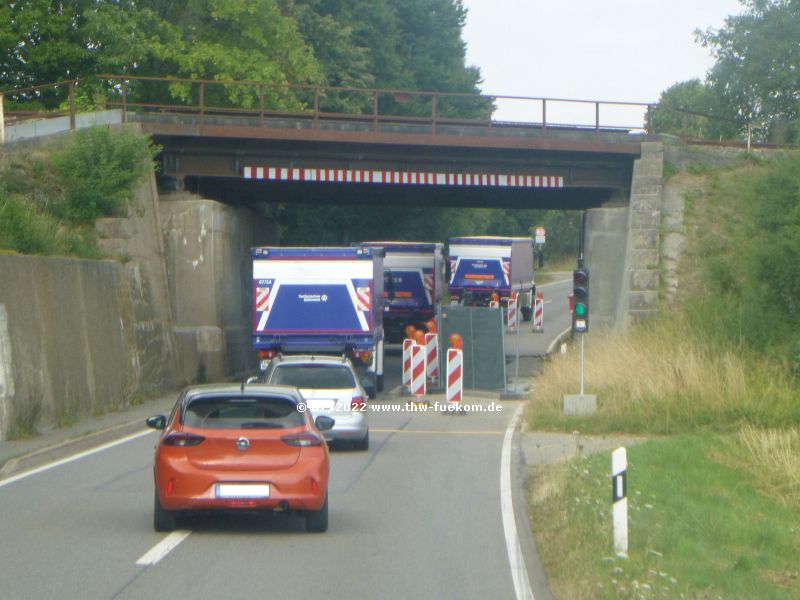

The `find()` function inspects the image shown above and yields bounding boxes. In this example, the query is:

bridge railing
[1,75,779,148]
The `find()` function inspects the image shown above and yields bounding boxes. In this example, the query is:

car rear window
[183,396,304,429]
[270,365,356,389]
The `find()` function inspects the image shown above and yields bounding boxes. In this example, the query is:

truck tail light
[258,350,276,360]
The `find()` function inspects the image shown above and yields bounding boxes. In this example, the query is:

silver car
[263,355,370,450]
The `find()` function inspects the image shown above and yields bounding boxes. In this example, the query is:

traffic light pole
[580,333,585,396]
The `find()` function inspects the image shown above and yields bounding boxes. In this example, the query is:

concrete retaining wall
[0,136,277,438]
[159,195,277,383]
[0,255,142,437]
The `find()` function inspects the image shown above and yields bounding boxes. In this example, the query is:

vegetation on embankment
[0,126,158,257]
[525,151,800,598]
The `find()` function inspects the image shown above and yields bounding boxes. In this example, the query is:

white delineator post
[612,447,628,558]
[533,292,544,332]
[446,348,463,410]
[410,343,426,398]
[402,338,414,389]
[424,333,439,384]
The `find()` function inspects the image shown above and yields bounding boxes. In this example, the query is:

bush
[51,126,158,224]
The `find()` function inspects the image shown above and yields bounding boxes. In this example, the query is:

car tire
[376,373,384,393]
[353,431,369,451]
[154,491,177,532]
[521,305,533,322]
[305,494,329,533]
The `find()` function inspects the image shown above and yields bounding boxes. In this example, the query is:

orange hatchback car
[146,383,333,533]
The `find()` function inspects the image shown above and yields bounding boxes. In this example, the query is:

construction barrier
[424,332,439,383]
[446,348,463,407]
[489,300,499,309]
[533,291,544,332]
[506,298,518,331]
[410,343,427,397]
[402,338,414,388]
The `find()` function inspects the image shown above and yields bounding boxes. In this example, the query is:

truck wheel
[521,305,533,321]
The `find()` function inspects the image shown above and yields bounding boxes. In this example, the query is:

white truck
[447,236,536,320]
[251,246,385,392]
[361,241,444,342]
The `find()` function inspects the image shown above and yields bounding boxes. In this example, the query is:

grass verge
[528,434,800,599]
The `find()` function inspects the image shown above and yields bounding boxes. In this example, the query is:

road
[0,276,571,600]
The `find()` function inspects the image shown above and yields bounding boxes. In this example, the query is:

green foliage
[271,203,578,261]
[651,79,741,140]
[51,126,158,224]
[697,0,800,143]
[0,127,156,257]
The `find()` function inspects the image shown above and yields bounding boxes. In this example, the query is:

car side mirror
[315,415,335,431]
[245,376,259,384]
[146,415,167,430]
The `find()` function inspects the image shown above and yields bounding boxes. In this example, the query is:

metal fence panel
[438,305,505,390]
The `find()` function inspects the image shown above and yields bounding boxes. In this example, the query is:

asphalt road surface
[0,276,571,600]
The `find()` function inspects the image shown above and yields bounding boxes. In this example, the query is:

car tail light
[281,431,324,447]
[350,393,366,411]
[163,432,205,447]
[258,350,276,360]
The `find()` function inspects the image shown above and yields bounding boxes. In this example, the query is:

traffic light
[572,266,589,333]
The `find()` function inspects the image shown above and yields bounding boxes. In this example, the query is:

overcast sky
[460,0,744,127]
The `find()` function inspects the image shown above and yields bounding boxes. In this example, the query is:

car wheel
[353,431,369,451]
[154,490,177,532]
[305,494,329,533]
[376,373,384,393]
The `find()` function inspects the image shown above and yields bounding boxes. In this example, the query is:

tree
[697,0,800,143]
[650,79,740,141]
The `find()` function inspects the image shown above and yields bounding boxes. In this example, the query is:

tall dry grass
[735,425,800,506]
[527,314,799,434]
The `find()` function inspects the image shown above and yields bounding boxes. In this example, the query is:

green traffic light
[575,303,587,316]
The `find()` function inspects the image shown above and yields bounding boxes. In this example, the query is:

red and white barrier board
[446,349,463,404]
[424,333,439,382]
[402,338,414,388]
[489,300,499,309]
[411,343,426,397]
[507,298,518,331]
[533,293,544,332]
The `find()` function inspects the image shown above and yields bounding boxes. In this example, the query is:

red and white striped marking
[424,333,439,382]
[243,166,564,189]
[446,349,463,404]
[411,343,426,397]
[507,298,518,331]
[402,338,414,388]
[534,292,544,332]
[489,300,499,309]
[356,286,371,311]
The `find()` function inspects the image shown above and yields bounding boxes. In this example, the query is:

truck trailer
[251,246,385,391]
[447,236,536,320]
[361,241,444,342]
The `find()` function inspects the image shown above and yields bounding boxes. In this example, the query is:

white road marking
[0,429,154,488]
[546,326,573,355]
[136,530,192,566]
[501,404,535,600]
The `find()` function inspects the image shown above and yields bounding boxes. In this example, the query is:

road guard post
[424,332,439,385]
[402,338,413,390]
[445,348,464,414]
[612,447,628,558]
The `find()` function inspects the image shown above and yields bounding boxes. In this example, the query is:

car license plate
[216,484,270,499]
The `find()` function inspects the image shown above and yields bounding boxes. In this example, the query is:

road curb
[0,418,149,480]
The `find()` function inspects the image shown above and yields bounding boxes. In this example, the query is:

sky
[460,0,745,128]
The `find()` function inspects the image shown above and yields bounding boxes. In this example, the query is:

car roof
[270,354,353,367]
[182,383,304,403]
